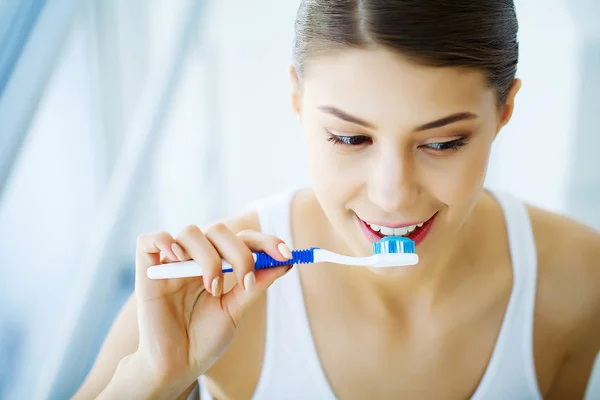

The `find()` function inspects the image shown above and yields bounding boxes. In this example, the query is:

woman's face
[291,48,519,272]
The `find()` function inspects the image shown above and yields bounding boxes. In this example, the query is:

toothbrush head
[364,236,418,268]
[372,236,415,255]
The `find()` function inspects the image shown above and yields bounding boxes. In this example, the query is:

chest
[208,265,567,400]
[208,277,564,400]
[302,276,511,399]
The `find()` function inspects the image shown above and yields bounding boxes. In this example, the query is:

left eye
[424,138,468,151]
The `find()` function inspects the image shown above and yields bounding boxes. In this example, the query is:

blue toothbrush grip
[253,248,317,270]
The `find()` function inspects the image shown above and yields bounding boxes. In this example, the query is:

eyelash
[326,133,372,146]
[425,139,469,151]
[325,131,469,152]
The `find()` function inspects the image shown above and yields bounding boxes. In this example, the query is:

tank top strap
[471,190,542,399]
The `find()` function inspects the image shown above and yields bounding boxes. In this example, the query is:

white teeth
[367,221,421,237]
[393,227,408,236]
[366,218,426,237]
[380,226,394,235]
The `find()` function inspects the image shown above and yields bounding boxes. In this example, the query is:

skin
[74,48,600,399]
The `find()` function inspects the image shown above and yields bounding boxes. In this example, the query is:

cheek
[303,128,366,211]
[305,129,358,184]
[426,139,492,209]
[304,130,330,187]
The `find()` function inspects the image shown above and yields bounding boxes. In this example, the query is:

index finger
[135,232,178,279]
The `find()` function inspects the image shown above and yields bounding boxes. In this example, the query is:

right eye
[326,130,372,146]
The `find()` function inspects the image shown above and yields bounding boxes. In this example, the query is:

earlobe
[500,78,522,127]
[288,65,301,116]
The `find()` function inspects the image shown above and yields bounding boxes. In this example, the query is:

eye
[326,130,371,146]
[423,137,469,152]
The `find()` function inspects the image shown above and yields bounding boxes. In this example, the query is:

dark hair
[293,0,519,105]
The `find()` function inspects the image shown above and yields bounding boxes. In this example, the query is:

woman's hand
[115,223,293,397]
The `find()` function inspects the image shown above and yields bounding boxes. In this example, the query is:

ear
[288,65,301,117]
[498,78,522,129]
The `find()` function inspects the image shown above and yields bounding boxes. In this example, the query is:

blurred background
[0,0,598,398]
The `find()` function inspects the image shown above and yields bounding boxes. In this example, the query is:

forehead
[301,48,497,127]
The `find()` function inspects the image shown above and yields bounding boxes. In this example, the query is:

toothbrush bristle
[372,236,415,255]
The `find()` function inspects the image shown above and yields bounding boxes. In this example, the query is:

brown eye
[326,130,372,146]
[424,138,469,152]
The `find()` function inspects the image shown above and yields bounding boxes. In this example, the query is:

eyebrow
[318,105,478,132]
[318,106,376,129]
[413,112,478,132]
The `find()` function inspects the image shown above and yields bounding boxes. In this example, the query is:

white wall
[486,0,581,214]
[152,0,310,234]
[202,0,309,216]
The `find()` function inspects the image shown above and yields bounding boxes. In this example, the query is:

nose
[368,148,421,213]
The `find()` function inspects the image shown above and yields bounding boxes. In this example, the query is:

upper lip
[357,213,435,228]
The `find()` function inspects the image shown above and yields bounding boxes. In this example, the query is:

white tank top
[198,189,543,399]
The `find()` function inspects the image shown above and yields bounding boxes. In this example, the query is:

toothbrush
[147,236,419,279]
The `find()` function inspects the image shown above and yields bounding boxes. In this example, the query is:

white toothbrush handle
[146,260,227,279]
[147,254,261,279]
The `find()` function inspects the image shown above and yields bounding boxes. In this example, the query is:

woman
[75,1,600,398]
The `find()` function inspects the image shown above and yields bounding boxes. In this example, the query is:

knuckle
[236,228,253,236]
[206,222,229,236]
[156,231,173,242]
[136,232,150,246]
[137,231,171,246]
[180,224,201,238]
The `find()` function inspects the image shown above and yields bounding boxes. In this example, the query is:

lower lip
[357,213,437,246]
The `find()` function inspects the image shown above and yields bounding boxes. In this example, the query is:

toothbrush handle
[147,249,315,279]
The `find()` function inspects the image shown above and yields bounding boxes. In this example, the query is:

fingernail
[171,243,186,261]
[278,242,293,260]
[211,276,222,297]
[244,271,256,293]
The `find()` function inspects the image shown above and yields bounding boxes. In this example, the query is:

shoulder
[526,204,600,388]
[527,204,600,324]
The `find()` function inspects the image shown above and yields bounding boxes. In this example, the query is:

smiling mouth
[364,221,424,237]
[356,213,438,245]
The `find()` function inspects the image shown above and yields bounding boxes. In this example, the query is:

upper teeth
[368,222,423,236]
